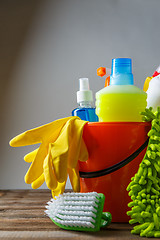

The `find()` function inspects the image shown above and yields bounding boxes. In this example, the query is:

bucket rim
[86,121,151,127]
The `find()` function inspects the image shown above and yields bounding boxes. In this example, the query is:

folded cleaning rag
[9,116,88,197]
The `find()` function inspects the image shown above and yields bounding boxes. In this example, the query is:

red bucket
[79,122,151,222]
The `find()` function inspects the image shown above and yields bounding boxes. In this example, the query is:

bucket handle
[79,138,149,179]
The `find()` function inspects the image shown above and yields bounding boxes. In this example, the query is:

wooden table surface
[0,190,154,240]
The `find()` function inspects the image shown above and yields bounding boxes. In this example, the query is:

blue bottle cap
[110,58,134,85]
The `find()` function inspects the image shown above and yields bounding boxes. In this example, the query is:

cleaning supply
[72,78,98,122]
[127,107,160,238]
[9,116,89,197]
[146,75,160,112]
[45,192,112,232]
[143,65,160,92]
[96,58,147,122]
[97,67,111,87]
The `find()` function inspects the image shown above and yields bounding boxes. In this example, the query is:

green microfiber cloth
[127,107,160,238]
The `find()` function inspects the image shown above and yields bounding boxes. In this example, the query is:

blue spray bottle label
[72,107,98,122]
[72,78,98,122]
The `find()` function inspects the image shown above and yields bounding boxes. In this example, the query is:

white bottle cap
[77,78,93,104]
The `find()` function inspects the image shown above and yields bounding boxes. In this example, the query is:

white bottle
[146,75,160,111]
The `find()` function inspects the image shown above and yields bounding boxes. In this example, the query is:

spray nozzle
[79,78,90,91]
[97,67,111,87]
[77,78,93,104]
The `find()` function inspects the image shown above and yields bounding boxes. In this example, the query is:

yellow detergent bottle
[96,58,147,122]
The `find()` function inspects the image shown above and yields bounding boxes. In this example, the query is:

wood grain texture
[0,190,148,239]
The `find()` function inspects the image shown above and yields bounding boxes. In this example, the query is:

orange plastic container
[79,122,151,222]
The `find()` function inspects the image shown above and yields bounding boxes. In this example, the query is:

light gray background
[0,0,160,189]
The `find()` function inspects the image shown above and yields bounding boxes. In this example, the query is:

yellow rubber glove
[68,165,80,192]
[31,174,45,189]
[9,116,89,196]
[43,145,58,190]
[9,116,78,185]
[24,149,39,163]
[51,181,66,198]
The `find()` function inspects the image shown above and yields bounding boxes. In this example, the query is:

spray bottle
[72,78,98,122]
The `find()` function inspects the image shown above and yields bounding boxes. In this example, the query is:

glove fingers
[9,130,41,147]
[78,138,88,162]
[68,165,80,192]
[9,116,77,147]
[23,119,77,183]
[24,143,48,184]
[24,148,39,163]
[51,181,66,199]
[43,146,58,190]
[31,173,45,189]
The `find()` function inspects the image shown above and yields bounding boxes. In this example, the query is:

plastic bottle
[96,58,147,122]
[146,74,160,111]
[72,78,98,122]
[143,64,160,92]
